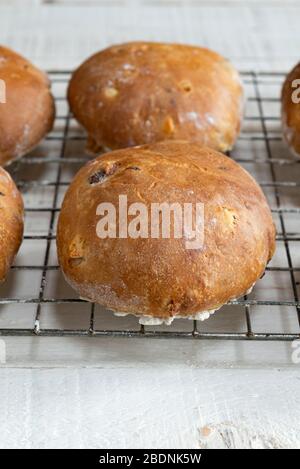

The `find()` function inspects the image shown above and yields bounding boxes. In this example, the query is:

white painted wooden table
[0,0,300,449]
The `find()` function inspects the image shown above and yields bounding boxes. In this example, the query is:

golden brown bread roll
[57,141,275,324]
[68,42,244,154]
[0,167,23,282]
[282,62,300,156]
[0,46,55,166]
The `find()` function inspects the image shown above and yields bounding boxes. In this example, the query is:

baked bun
[57,141,275,324]
[0,167,23,282]
[0,46,55,166]
[68,42,243,154]
[282,62,300,156]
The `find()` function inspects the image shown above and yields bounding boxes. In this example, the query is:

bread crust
[282,62,300,156]
[0,46,55,166]
[57,141,275,320]
[68,42,244,153]
[0,167,23,282]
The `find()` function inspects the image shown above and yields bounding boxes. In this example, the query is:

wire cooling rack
[0,70,299,341]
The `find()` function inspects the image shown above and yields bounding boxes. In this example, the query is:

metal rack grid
[0,70,299,341]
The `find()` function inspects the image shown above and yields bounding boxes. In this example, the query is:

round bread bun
[68,42,244,154]
[282,62,300,156]
[57,141,275,324]
[0,167,23,282]
[0,45,55,166]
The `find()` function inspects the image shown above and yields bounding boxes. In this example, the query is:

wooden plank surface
[0,2,299,70]
[1,367,300,449]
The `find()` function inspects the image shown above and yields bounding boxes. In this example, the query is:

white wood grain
[0,2,299,70]
[0,368,299,449]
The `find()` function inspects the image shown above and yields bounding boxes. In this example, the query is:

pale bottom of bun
[114,308,218,326]
[79,284,255,326]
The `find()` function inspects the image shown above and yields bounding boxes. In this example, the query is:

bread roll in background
[0,46,55,166]
[282,62,300,156]
[0,167,23,282]
[68,42,244,154]
[57,141,275,324]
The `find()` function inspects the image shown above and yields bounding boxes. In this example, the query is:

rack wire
[0,70,299,341]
